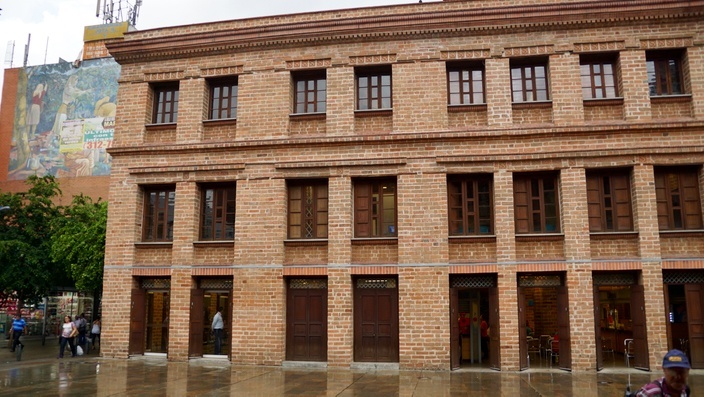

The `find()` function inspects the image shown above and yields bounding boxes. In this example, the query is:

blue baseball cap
[663,349,691,369]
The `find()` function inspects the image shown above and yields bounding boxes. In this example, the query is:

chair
[527,337,541,365]
[601,337,615,362]
[550,338,560,366]
[539,335,551,360]
[624,339,635,367]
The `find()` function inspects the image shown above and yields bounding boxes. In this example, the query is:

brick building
[101,0,704,372]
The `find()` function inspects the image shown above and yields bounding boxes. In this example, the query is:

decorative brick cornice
[441,49,490,60]
[640,37,694,49]
[144,70,185,81]
[504,45,554,57]
[286,58,332,69]
[573,41,626,53]
[106,0,704,64]
[201,65,244,77]
[349,54,397,65]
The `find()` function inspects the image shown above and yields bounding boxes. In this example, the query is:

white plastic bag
[76,345,84,356]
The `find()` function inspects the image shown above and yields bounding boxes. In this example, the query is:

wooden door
[518,289,528,370]
[450,287,460,370]
[129,288,146,355]
[685,284,704,368]
[189,288,204,357]
[557,286,572,370]
[664,284,672,351]
[630,285,650,370]
[593,286,603,370]
[489,287,500,370]
[354,283,398,362]
[286,287,327,362]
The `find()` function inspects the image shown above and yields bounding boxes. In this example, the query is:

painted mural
[9,58,120,180]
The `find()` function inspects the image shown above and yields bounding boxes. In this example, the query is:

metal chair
[602,337,615,362]
[539,335,551,360]
[550,338,560,366]
[624,338,635,367]
[527,336,541,366]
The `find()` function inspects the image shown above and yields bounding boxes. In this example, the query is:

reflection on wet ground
[2,339,704,396]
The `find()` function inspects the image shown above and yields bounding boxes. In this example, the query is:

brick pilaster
[498,264,519,370]
[688,45,704,120]
[166,269,193,361]
[171,181,197,265]
[100,269,134,359]
[620,49,652,122]
[550,52,584,126]
[328,175,352,265]
[176,77,205,143]
[326,66,355,136]
[486,58,513,126]
[494,169,516,263]
[392,62,448,132]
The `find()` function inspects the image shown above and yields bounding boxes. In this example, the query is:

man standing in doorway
[10,313,27,353]
[212,307,224,355]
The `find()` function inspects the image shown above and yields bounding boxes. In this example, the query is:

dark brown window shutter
[355,182,371,237]
[514,177,530,233]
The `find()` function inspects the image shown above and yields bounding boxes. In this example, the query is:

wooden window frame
[208,78,238,120]
[143,186,176,242]
[580,54,619,99]
[655,167,703,230]
[355,66,392,111]
[447,175,494,236]
[586,170,633,232]
[152,82,179,124]
[199,184,236,241]
[354,178,397,238]
[447,62,485,105]
[293,70,327,114]
[510,59,549,103]
[646,50,685,96]
[288,179,328,239]
[514,173,560,234]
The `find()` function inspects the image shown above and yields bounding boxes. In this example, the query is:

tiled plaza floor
[2,337,703,396]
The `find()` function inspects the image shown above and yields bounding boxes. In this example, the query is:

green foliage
[50,195,107,293]
[0,175,63,307]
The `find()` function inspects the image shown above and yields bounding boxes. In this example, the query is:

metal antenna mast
[96,0,142,26]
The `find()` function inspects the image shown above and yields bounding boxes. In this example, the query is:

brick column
[114,81,150,146]
[233,173,286,265]
[171,180,198,265]
[175,76,205,143]
[326,66,355,136]
[327,267,353,367]
[550,52,584,126]
[236,70,290,140]
[485,58,512,127]
[392,62,448,133]
[397,171,448,265]
[494,168,515,263]
[328,175,352,265]
[167,269,193,361]
[560,167,595,371]
[100,268,133,359]
[398,266,449,369]
[687,45,704,120]
[620,49,652,122]
[631,164,668,369]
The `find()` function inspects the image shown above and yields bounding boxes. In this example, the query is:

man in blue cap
[636,349,691,396]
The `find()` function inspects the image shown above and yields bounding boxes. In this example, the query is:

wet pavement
[2,337,704,396]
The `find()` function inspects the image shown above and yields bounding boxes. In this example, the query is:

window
[288,180,328,239]
[143,186,175,242]
[580,55,618,99]
[510,59,549,103]
[647,50,685,96]
[514,173,560,233]
[356,66,392,111]
[448,175,493,235]
[209,78,238,120]
[200,184,236,241]
[447,62,485,105]
[655,168,702,230]
[152,83,179,124]
[354,178,397,237]
[586,170,633,232]
[293,71,326,114]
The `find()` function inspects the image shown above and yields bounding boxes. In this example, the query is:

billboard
[9,57,120,180]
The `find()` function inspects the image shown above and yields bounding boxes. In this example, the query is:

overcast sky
[0,0,421,103]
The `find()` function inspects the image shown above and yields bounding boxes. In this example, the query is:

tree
[0,175,63,311]
[50,195,107,293]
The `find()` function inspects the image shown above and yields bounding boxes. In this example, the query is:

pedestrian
[212,306,224,355]
[59,315,78,358]
[10,312,27,353]
[90,316,101,351]
[479,314,489,360]
[636,349,691,396]
[74,313,87,350]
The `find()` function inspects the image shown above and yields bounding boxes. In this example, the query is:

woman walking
[90,316,101,351]
[58,315,78,358]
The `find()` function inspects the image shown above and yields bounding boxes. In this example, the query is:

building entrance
[664,270,704,369]
[189,278,232,358]
[517,273,570,371]
[353,277,399,363]
[593,272,648,371]
[449,274,499,370]
[129,278,171,356]
[286,278,328,362]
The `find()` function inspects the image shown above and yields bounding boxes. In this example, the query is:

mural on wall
[9,58,120,180]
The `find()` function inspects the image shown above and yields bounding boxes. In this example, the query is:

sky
[0,0,421,103]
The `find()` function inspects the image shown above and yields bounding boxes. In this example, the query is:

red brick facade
[101,0,704,372]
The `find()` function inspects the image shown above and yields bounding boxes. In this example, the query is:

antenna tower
[96,0,142,27]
